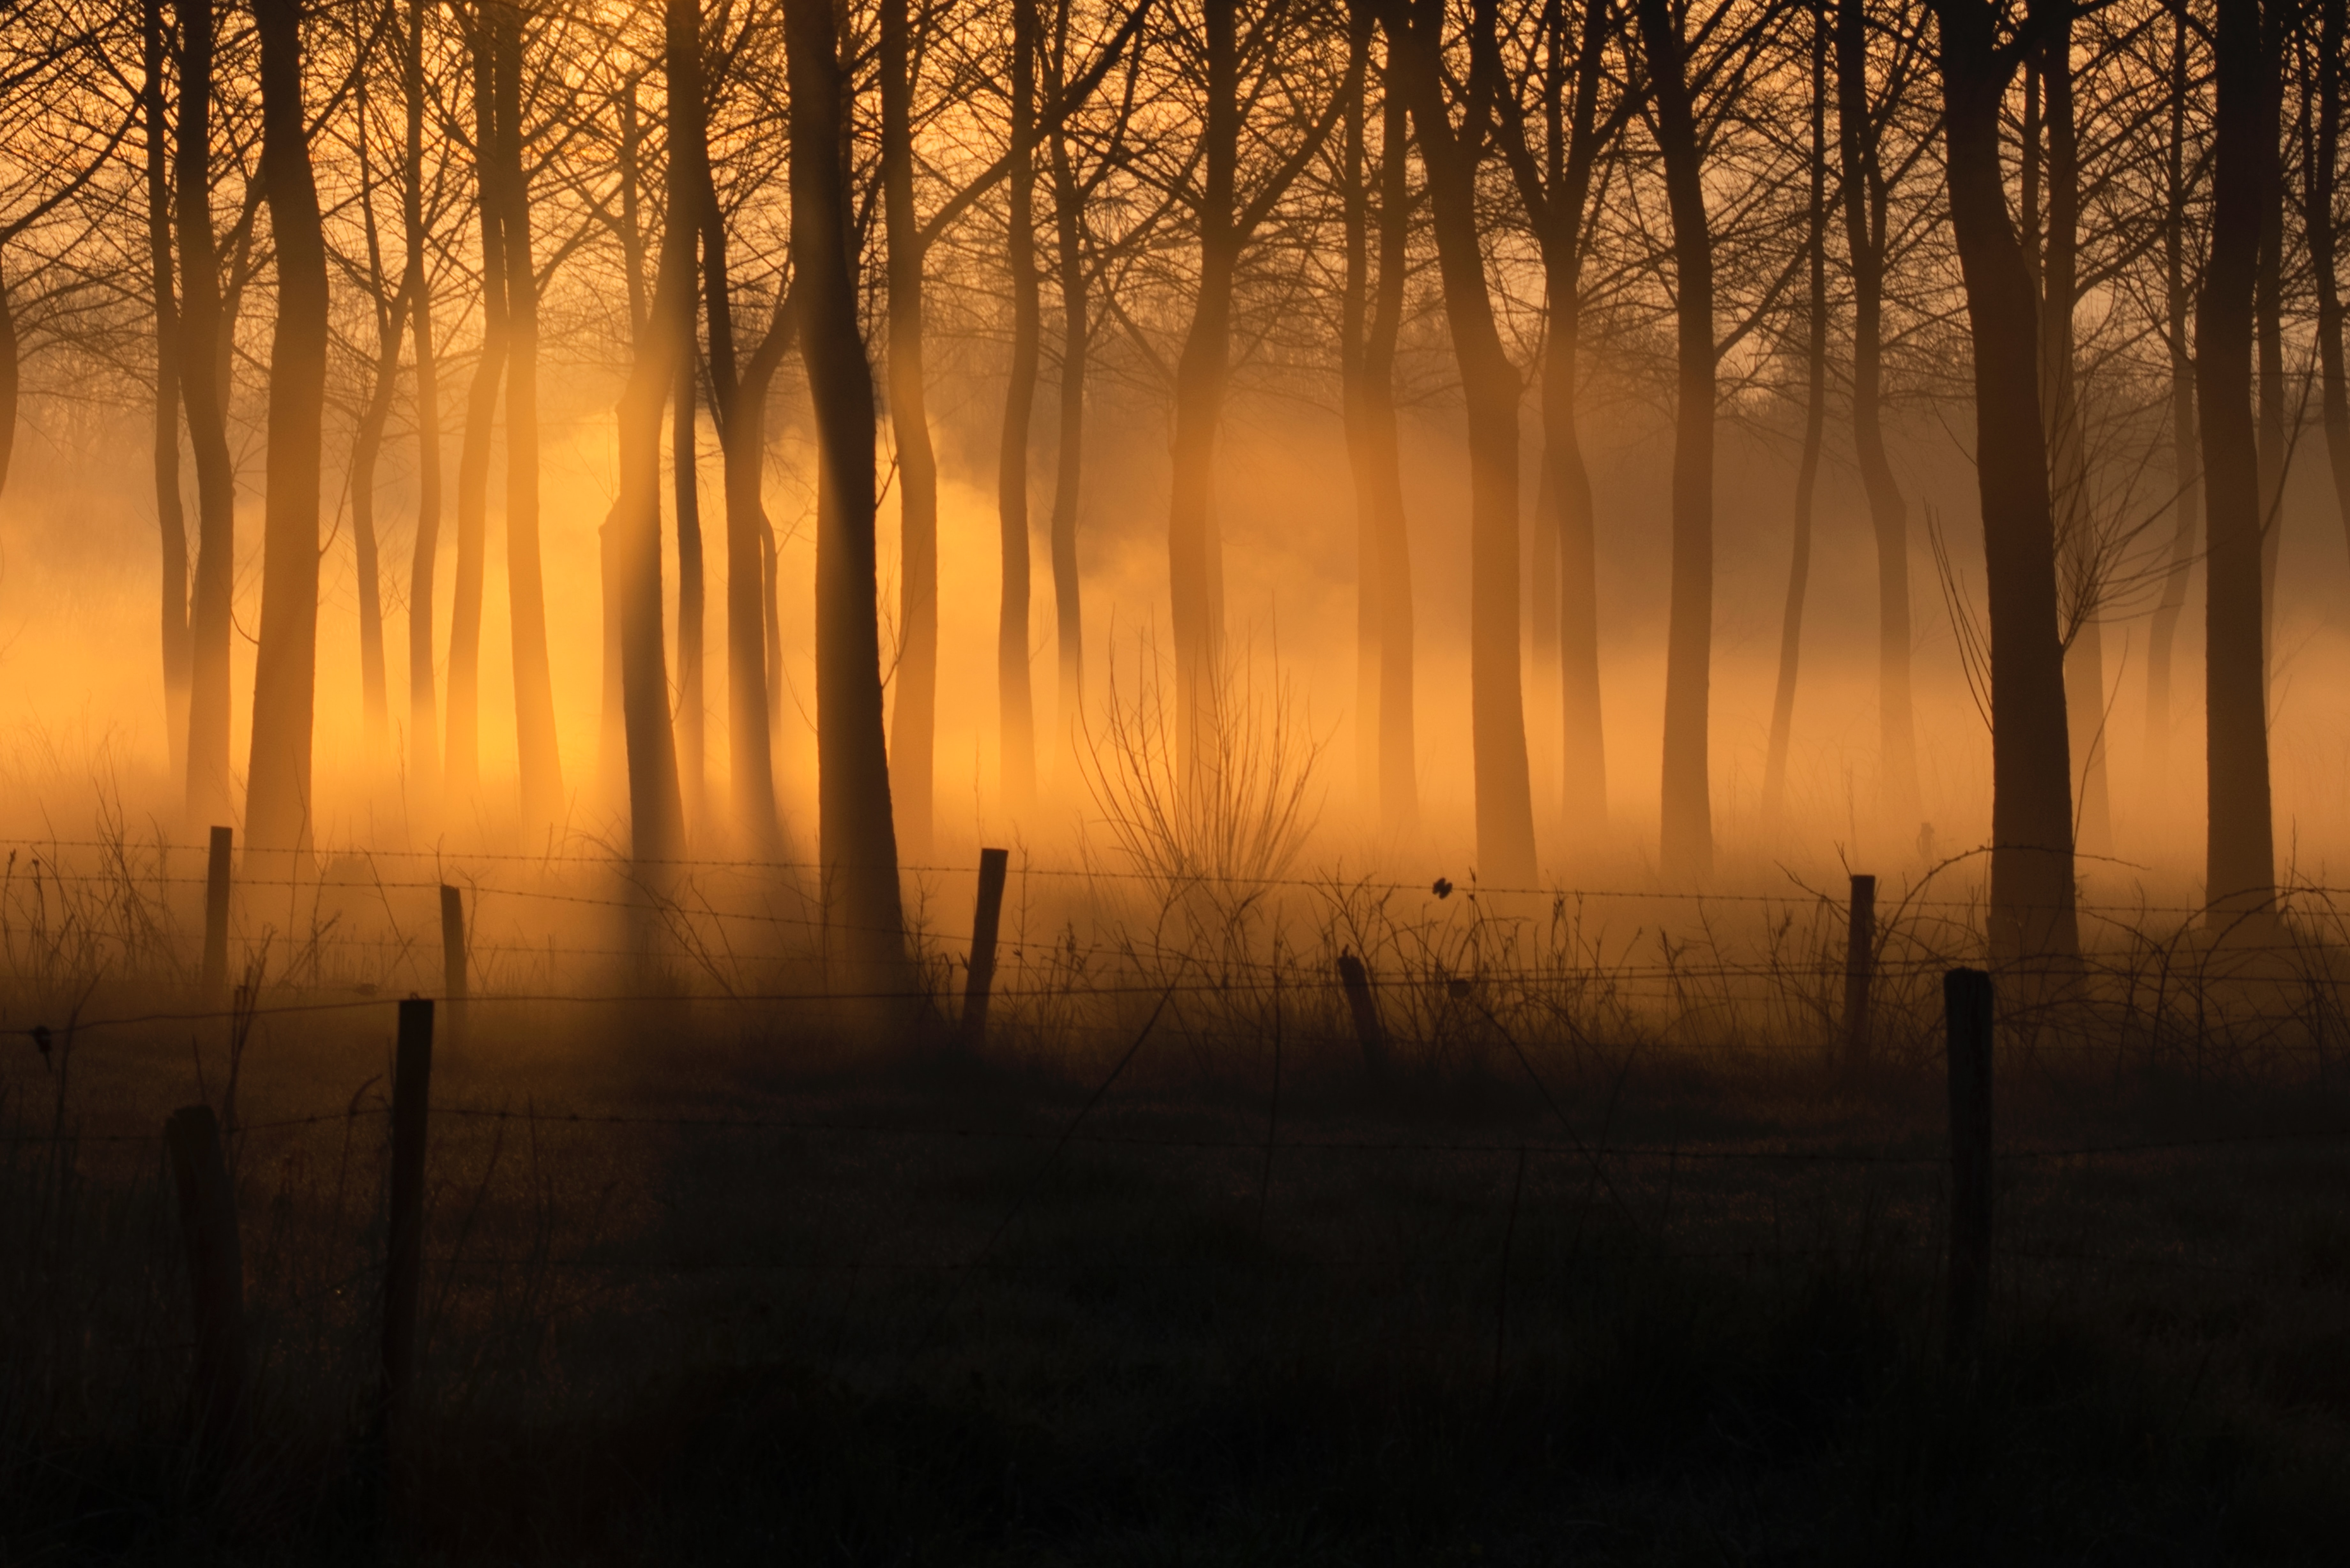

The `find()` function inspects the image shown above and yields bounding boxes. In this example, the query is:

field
[6,832,2350,1564]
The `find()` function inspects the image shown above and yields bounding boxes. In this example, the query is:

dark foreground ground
[7,993,2350,1564]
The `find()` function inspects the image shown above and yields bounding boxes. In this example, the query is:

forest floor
[8,991,2350,1565]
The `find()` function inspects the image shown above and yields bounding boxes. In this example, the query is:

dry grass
[3,799,2350,1561]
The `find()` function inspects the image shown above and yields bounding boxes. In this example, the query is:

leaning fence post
[439,885,468,1038]
[1944,967,1994,1366]
[961,848,1010,1047]
[1843,873,1876,1073]
[164,1104,245,1464]
[201,825,233,1007]
[381,998,434,1445]
[1337,951,1388,1078]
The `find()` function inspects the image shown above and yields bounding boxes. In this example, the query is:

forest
[6,0,2350,1558]
[0,0,2338,952]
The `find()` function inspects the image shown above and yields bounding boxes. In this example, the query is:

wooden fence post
[1337,951,1388,1077]
[164,1104,245,1463]
[961,848,1010,1047]
[201,825,233,1007]
[381,998,434,1444]
[1843,873,1876,1073]
[439,885,467,1038]
[1944,967,1994,1365]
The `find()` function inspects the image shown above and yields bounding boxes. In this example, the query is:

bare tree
[1379,0,1536,885]
[1929,0,2077,961]
[784,0,909,981]
[244,0,332,860]
[2198,0,2273,919]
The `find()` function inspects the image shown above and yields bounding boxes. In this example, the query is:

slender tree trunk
[601,82,650,818]
[997,0,1041,816]
[244,0,330,861]
[2035,2,2109,858]
[784,0,909,981]
[1168,0,1239,777]
[2144,0,2198,820]
[350,298,400,773]
[446,6,507,817]
[2315,0,2350,552]
[1046,30,1088,787]
[1931,0,2078,962]
[719,300,792,857]
[1837,0,1919,833]
[675,349,706,837]
[1344,6,1417,834]
[406,0,443,825]
[351,75,398,776]
[1343,9,1376,812]
[1507,0,1611,841]
[1763,2,1829,834]
[881,0,940,857]
[1381,0,1535,883]
[178,0,237,830]
[2255,0,2286,671]
[496,0,563,837]
[0,269,14,499]
[2199,0,2275,919]
[1635,0,1715,880]
[612,0,695,871]
[147,0,191,785]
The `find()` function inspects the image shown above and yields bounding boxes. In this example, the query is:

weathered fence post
[1337,951,1388,1077]
[164,1104,245,1463]
[1843,873,1876,1073]
[1944,967,1994,1365]
[439,885,467,1038]
[961,848,1010,1047]
[381,999,434,1444]
[201,825,233,1007]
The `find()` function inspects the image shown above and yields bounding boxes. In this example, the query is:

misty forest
[8,0,2350,1558]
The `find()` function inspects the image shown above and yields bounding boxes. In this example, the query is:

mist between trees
[0,0,2347,975]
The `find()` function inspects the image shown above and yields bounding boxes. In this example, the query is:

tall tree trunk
[2255,0,2286,673]
[1381,0,1535,884]
[178,0,238,830]
[351,72,398,775]
[350,292,399,776]
[1836,0,1919,833]
[2315,0,2350,553]
[1343,8,1376,813]
[1635,0,1715,880]
[1344,4,1417,833]
[0,270,14,499]
[1930,0,2078,962]
[719,299,792,858]
[146,0,191,786]
[688,59,788,860]
[2144,0,2198,819]
[783,0,909,980]
[997,0,1041,816]
[2199,0,2275,919]
[601,81,651,818]
[1168,0,1239,778]
[446,5,507,817]
[2035,2,2109,858]
[880,0,940,856]
[496,0,563,837]
[406,0,443,824]
[1763,1,1829,833]
[1045,18,1088,788]
[1543,0,1609,841]
[675,349,706,836]
[611,0,695,870]
[244,0,330,861]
